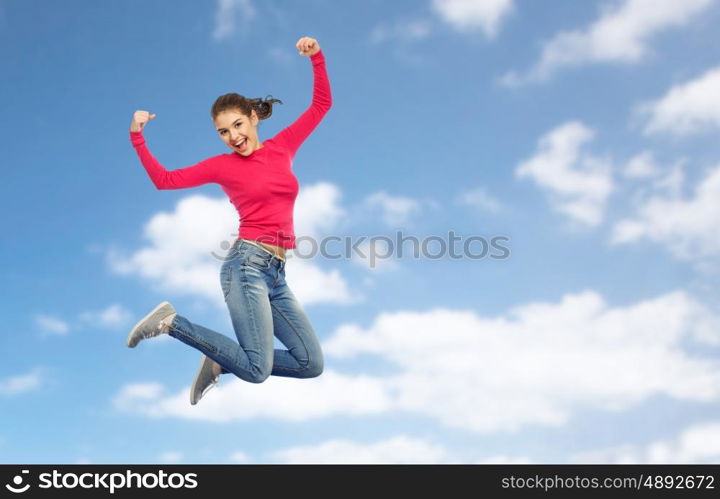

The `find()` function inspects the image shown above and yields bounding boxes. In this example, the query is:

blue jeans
[167,239,324,383]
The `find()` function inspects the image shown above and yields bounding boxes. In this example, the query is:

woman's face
[214,109,262,156]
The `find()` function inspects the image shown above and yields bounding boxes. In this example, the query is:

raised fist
[296,36,320,57]
[130,110,156,132]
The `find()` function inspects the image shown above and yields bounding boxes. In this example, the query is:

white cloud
[574,420,720,463]
[113,289,720,433]
[114,382,164,405]
[651,161,686,198]
[368,0,513,50]
[112,370,392,422]
[324,289,720,433]
[431,0,514,38]
[501,0,714,85]
[515,121,613,226]
[229,450,251,463]
[234,437,530,464]
[107,186,354,307]
[350,238,400,272]
[294,182,347,240]
[284,259,355,304]
[0,371,43,395]
[78,304,133,329]
[213,0,255,41]
[457,186,504,213]
[268,46,294,66]
[364,191,422,227]
[158,451,183,464]
[287,182,355,303]
[474,455,533,464]
[623,151,659,179]
[34,314,69,336]
[639,67,720,136]
[107,194,237,305]
[369,19,432,44]
[270,436,455,464]
[611,164,720,259]
[622,152,686,198]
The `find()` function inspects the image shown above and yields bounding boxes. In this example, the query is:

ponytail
[211,93,283,121]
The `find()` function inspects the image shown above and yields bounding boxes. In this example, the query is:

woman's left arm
[274,37,332,158]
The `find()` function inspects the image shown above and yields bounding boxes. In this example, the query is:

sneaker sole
[190,355,215,405]
[126,301,172,348]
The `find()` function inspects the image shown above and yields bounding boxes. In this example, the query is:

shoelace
[156,315,175,334]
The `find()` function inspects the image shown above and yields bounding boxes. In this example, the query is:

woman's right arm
[129,110,219,190]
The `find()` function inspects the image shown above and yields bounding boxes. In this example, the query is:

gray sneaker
[126,301,177,348]
[190,354,220,405]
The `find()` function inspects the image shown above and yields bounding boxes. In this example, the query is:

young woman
[126,36,331,405]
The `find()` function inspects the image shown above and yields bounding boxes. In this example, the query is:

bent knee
[247,364,272,383]
[303,357,324,378]
[247,371,270,383]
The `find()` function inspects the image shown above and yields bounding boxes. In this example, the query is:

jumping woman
[126,36,331,405]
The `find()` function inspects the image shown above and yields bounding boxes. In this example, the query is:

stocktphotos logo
[5,469,31,493]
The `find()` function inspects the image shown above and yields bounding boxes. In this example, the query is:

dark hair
[211,93,283,121]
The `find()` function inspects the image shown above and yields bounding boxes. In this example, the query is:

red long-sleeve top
[129,50,332,249]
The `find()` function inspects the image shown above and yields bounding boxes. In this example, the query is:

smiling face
[214,109,263,156]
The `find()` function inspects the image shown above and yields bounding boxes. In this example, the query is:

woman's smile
[233,138,247,152]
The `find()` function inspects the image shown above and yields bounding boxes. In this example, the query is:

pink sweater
[130,50,331,249]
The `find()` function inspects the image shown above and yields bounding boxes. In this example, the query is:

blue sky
[2,0,720,464]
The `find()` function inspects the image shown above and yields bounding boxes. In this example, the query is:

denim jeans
[167,239,324,383]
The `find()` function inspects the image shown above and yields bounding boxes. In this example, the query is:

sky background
[1,0,720,464]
